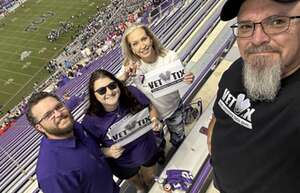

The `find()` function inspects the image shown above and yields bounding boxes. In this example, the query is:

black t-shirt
[212,58,300,193]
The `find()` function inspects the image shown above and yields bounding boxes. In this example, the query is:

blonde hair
[121,24,166,66]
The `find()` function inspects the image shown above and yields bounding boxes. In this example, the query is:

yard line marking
[11,17,18,22]
[0,90,13,96]
[0,59,40,69]
[1,45,65,109]
[0,41,48,52]
[0,35,65,46]
[0,78,23,87]
[0,68,33,77]
[24,8,31,13]
[0,49,50,61]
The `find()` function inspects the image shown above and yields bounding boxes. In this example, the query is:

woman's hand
[183,72,194,84]
[125,60,138,77]
[151,117,162,132]
[102,144,125,159]
[117,60,139,81]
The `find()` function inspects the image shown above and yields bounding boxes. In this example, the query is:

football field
[0,0,108,113]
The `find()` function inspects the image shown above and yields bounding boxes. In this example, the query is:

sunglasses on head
[95,82,118,95]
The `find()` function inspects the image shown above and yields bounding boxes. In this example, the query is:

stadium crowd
[0,0,23,16]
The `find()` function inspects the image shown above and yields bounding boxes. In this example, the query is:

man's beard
[45,115,74,137]
[243,55,282,102]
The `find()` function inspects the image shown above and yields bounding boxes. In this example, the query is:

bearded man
[26,92,119,193]
[207,0,300,193]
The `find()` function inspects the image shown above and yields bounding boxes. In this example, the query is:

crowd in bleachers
[44,0,156,86]
[0,107,21,136]
[67,0,153,62]
[47,21,74,42]
[87,2,153,55]
[0,0,24,16]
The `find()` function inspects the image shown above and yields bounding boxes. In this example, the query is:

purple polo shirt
[82,86,158,168]
[36,122,119,193]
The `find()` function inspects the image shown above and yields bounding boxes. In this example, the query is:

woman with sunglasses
[81,69,161,193]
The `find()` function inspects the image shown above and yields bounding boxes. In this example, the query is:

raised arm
[207,114,216,154]
[116,60,138,82]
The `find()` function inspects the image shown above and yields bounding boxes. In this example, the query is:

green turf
[0,0,109,113]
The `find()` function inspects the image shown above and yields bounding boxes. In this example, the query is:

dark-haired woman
[82,69,161,193]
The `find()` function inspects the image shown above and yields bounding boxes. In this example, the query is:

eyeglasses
[36,102,65,124]
[231,15,300,38]
[95,82,118,95]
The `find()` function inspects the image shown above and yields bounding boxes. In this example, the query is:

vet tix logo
[218,88,255,129]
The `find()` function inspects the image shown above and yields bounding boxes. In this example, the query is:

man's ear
[35,124,45,134]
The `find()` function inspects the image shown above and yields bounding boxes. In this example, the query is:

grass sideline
[0,0,108,113]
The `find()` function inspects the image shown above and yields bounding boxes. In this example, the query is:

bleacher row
[0,0,235,192]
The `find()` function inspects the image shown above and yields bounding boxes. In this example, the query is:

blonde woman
[118,24,194,148]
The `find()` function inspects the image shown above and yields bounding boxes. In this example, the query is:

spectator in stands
[26,92,119,193]
[63,91,85,112]
[0,120,10,135]
[118,24,194,150]
[56,73,70,88]
[207,0,300,193]
[82,69,161,193]
[0,126,5,135]
[152,0,161,7]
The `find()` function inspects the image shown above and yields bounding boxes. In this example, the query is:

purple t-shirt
[82,86,158,168]
[36,122,119,193]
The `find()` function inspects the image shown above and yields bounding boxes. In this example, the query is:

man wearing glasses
[26,92,119,193]
[207,0,300,193]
